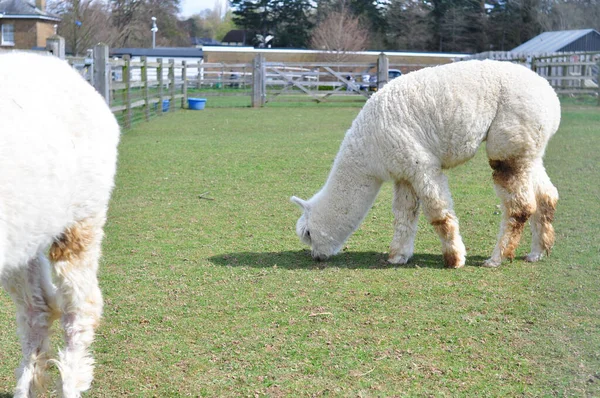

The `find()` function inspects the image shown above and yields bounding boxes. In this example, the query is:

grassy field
[0,101,599,397]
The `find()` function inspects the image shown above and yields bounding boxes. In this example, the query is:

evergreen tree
[230,0,313,47]
[386,0,432,51]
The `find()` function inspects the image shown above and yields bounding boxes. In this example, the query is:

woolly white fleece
[0,52,119,397]
[292,60,560,268]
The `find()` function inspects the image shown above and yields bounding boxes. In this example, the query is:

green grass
[0,102,599,396]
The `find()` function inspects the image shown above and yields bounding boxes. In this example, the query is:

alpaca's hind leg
[412,171,466,268]
[49,216,105,398]
[526,161,559,262]
[2,253,59,398]
[388,180,420,264]
[484,159,536,267]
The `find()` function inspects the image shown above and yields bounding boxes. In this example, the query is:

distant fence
[68,45,423,128]
[9,40,596,128]
[469,51,600,99]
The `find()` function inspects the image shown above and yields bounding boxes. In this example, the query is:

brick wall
[0,19,56,50]
[36,21,55,47]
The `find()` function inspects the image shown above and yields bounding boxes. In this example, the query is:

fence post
[597,56,600,106]
[157,58,164,115]
[562,56,568,90]
[197,60,203,89]
[93,44,110,105]
[182,60,188,109]
[580,55,587,90]
[377,52,389,91]
[169,59,176,112]
[141,56,150,122]
[252,54,265,108]
[122,54,132,129]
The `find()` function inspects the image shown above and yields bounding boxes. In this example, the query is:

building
[0,0,61,50]
[512,29,600,53]
[191,37,220,48]
[221,30,250,46]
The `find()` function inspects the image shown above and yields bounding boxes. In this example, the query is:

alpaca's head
[290,196,344,261]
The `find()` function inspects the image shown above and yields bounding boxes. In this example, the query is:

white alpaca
[0,53,119,397]
[292,60,560,268]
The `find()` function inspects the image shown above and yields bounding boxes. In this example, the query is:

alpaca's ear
[290,196,309,210]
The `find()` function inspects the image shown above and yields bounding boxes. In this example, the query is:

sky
[179,0,226,17]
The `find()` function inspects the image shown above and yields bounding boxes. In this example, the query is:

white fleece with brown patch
[292,59,560,268]
[0,52,119,397]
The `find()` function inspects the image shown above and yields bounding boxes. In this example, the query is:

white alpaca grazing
[292,60,560,268]
[0,53,119,397]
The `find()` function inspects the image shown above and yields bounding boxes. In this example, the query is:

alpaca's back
[356,60,560,169]
[0,53,120,270]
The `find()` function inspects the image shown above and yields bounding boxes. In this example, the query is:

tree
[310,8,370,61]
[230,0,313,47]
[487,0,543,51]
[273,0,314,47]
[539,0,600,32]
[386,0,433,51]
[427,0,489,53]
[110,0,185,47]
[48,0,115,55]
[316,0,387,48]
[183,2,237,42]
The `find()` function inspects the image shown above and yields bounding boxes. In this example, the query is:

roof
[0,0,61,21]
[512,29,600,52]
[222,30,249,44]
[202,46,468,59]
[110,47,204,59]
[191,37,221,46]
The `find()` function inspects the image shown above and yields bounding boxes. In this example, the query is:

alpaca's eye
[305,230,311,238]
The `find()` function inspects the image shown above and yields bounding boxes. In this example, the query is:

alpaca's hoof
[525,253,543,262]
[443,252,465,268]
[482,258,501,268]
[388,253,411,265]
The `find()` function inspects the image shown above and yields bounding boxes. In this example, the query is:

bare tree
[310,8,369,62]
[539,0,600,32]
[48,0,117,55]
[110,0,186,47]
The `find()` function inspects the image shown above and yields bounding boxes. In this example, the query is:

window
[1,24,15,46]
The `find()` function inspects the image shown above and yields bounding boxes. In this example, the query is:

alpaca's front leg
[413,171,466,268]
[50,217,105,398]
[2,254,58,398]
[388,180,420,264]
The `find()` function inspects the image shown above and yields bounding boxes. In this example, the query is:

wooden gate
[264,62,375,103]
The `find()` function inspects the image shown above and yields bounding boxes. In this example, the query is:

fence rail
[468,51,600,101]
[61,45,600,128]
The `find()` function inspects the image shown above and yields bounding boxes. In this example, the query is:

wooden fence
[81,45,407,128]
[469,51,600,100]
[61,45,600,128]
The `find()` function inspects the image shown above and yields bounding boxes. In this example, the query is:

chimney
[36,0,46,11]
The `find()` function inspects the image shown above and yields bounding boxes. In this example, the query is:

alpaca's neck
[313,144,382,245]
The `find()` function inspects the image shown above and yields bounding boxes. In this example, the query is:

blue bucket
[188,98,207,110]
